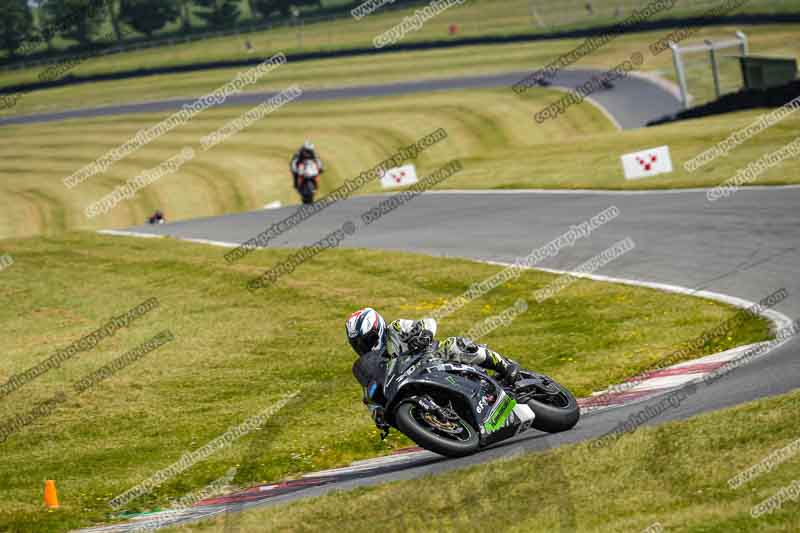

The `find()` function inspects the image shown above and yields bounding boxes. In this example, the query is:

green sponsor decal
[483,396,517,433]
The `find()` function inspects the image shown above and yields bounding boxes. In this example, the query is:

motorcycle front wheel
[394,401,479,458]
[300,180,315,204]
[518,372,580,433]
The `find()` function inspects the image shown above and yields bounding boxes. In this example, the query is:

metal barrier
[669,31,749,108]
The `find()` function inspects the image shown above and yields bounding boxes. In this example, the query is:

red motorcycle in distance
[296,160,321,205]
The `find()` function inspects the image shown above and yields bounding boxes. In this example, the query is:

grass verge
[3,84,800,241]
[2,24,799,117]
[0,232,770,531]
[0,87,612,240]
[174,387,800,533]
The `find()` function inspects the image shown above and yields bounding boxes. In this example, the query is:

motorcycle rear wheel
[394,401,479,458]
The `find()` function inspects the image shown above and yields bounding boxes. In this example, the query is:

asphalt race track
[0,69,681,130]
[109,186,800,520]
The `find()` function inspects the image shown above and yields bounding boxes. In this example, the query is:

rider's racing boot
[485,351,521,385]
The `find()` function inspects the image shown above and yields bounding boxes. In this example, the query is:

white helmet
[346,308,387,357]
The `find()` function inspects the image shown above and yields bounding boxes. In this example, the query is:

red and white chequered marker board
[621,145,673,180]
[380,164,418,189]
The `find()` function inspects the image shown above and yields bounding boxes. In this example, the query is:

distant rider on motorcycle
[148,210,166,225]
[346,307,521,431]
[290,140,324,191]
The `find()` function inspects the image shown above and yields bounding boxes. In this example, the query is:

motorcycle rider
[346,307,521,431]
[148,209,166,225]
[290,140,324,191]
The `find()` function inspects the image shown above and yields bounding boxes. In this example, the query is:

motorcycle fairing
[383,354,531,446]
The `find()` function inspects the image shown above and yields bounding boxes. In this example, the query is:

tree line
[0,0,332,58]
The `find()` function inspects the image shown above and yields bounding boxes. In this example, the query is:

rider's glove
[406,322,434,353]
[502,360,522,385]
[409,330,433,352]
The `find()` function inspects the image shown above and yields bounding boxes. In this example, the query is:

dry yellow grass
[0,87,610,240]
[0,232,770,531]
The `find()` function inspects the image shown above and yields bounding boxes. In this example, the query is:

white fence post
[705,39,722,99]
[736,30,749,56]
[669,41,690,109]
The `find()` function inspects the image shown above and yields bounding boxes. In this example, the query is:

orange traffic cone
[44,480,59,509]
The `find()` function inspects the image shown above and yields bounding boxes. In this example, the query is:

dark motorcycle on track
[147,210,166,225]
[381,350,580,457]
[296,159,320,205]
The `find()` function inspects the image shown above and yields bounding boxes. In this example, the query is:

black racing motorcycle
[381,351,580,457]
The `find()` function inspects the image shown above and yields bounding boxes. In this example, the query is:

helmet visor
[349,329,379,356]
